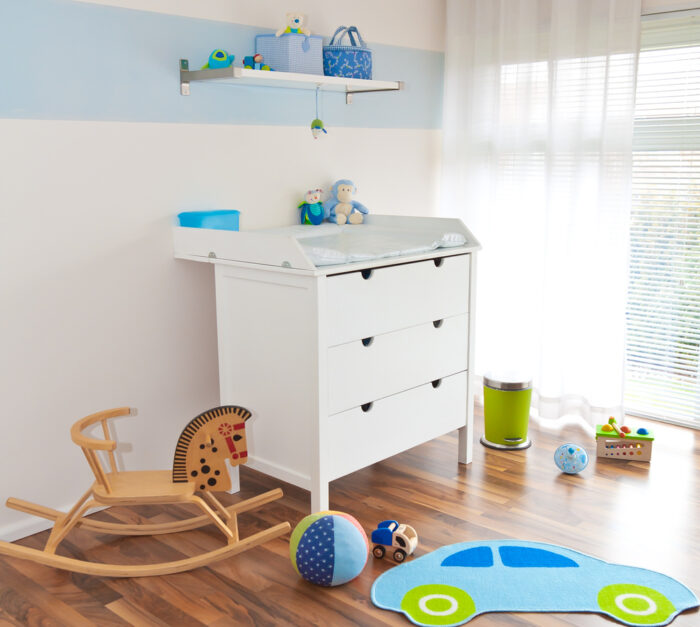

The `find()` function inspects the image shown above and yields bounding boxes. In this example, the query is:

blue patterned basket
[323,26,372,80]
[255,33,323,75]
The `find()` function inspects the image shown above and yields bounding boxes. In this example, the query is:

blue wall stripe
[1,0,443,129]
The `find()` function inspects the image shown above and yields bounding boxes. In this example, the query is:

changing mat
[262,223,467,266]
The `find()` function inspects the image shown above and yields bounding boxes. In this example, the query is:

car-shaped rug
[371,540,698,626]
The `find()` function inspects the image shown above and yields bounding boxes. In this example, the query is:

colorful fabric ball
[290,511,368,586]
[554,443,589,474]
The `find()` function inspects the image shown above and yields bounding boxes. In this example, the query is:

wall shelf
[179,59,402,104]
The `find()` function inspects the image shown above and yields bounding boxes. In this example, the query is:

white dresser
[173,215,480,511]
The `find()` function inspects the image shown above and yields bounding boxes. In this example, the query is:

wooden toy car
[371,520,418,562]
[242,54,273,71]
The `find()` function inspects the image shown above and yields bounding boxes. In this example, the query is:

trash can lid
[483,373,532,391]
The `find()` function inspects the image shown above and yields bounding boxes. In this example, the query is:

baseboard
[1,517,54,543]
[1,503,107,543]
[246,457,310,490]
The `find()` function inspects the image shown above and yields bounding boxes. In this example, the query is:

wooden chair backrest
[71,407,136,494]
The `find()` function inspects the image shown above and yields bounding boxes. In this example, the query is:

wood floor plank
[105,578,207,627]
[0,586,59,627]
[0,411,698,625]
[4,556,127,626]
[0,561,91,626]
[122,570,229,624]
[0,608,24,626]
[105,598,172,626]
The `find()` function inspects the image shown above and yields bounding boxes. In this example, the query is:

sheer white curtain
[442,0,641,423]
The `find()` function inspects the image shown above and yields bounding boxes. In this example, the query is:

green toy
[596,417,654,461]
[311,119,327,139]
[311,87,328,139]
[201,49,234,69]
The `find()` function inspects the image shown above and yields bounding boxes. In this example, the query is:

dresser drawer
[328,313,468,415]
[326,254,470,347]
[326,371,467,480]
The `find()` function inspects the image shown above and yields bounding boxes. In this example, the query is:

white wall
[74,0,446,51]
[0,0,445,540]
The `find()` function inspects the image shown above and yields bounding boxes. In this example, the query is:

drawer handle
[432,319,444,329]
[361,269,373,280]
[433,258,444,268]
[432,379,442,388]
[362,337,374,347]
[361,402,373,413]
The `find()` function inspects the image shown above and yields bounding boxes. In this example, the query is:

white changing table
[173,215,480,511]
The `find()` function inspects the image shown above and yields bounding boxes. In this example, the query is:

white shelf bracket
[346,80,403,104]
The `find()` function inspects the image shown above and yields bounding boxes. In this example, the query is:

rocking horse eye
[233,434,242,441]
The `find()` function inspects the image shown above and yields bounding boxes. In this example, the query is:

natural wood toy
[596,417,654,462]
[0,406,291,577]
[607,416,626,438]
[371,520,418,563]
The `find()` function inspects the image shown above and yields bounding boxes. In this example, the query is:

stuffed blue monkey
[323,179,369,225]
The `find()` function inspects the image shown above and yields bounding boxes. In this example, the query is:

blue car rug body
[371,540,699,626]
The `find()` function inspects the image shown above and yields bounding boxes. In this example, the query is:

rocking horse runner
[0,406,290,577]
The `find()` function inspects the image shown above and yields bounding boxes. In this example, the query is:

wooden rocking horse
[0,406,290,577]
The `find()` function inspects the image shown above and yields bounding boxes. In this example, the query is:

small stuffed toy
[298,189,325,225]
[242,54,273,71]
[323,180,368,225]
[201,49,234,69]
[276,12,311,36]
[311,118,327,139]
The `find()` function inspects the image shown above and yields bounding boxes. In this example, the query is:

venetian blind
[625,13,700,426]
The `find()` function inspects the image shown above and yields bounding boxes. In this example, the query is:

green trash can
[480,375,532,450]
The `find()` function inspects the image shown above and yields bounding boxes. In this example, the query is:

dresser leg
[311,482,329,513]
[458,425,473,464]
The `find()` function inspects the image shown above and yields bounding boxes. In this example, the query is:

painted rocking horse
[0,406,290,577]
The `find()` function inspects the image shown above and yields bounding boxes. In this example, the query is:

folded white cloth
[292,225,466,266]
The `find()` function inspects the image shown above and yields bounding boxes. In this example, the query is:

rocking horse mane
[172,405,251,484]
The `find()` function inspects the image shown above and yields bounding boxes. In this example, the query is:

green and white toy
[596,417,654,461]
[311,118,327,139]
[201,49,234,69]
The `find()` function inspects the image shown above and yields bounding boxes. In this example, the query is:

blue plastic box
[178,210,240,231]
[255,33,323,75]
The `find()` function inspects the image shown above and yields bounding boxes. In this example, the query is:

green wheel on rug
[401,584,476,625]
[598,584,675,625]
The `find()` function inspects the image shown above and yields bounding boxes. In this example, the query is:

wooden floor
[0,412,698,626]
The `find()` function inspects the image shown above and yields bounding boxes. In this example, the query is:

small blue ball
[554,443,589,474]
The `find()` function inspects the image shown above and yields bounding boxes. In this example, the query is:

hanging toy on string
[311,119,327,139]
[311,87,327,139]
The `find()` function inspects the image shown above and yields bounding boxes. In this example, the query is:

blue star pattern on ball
[296,517,335,586]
